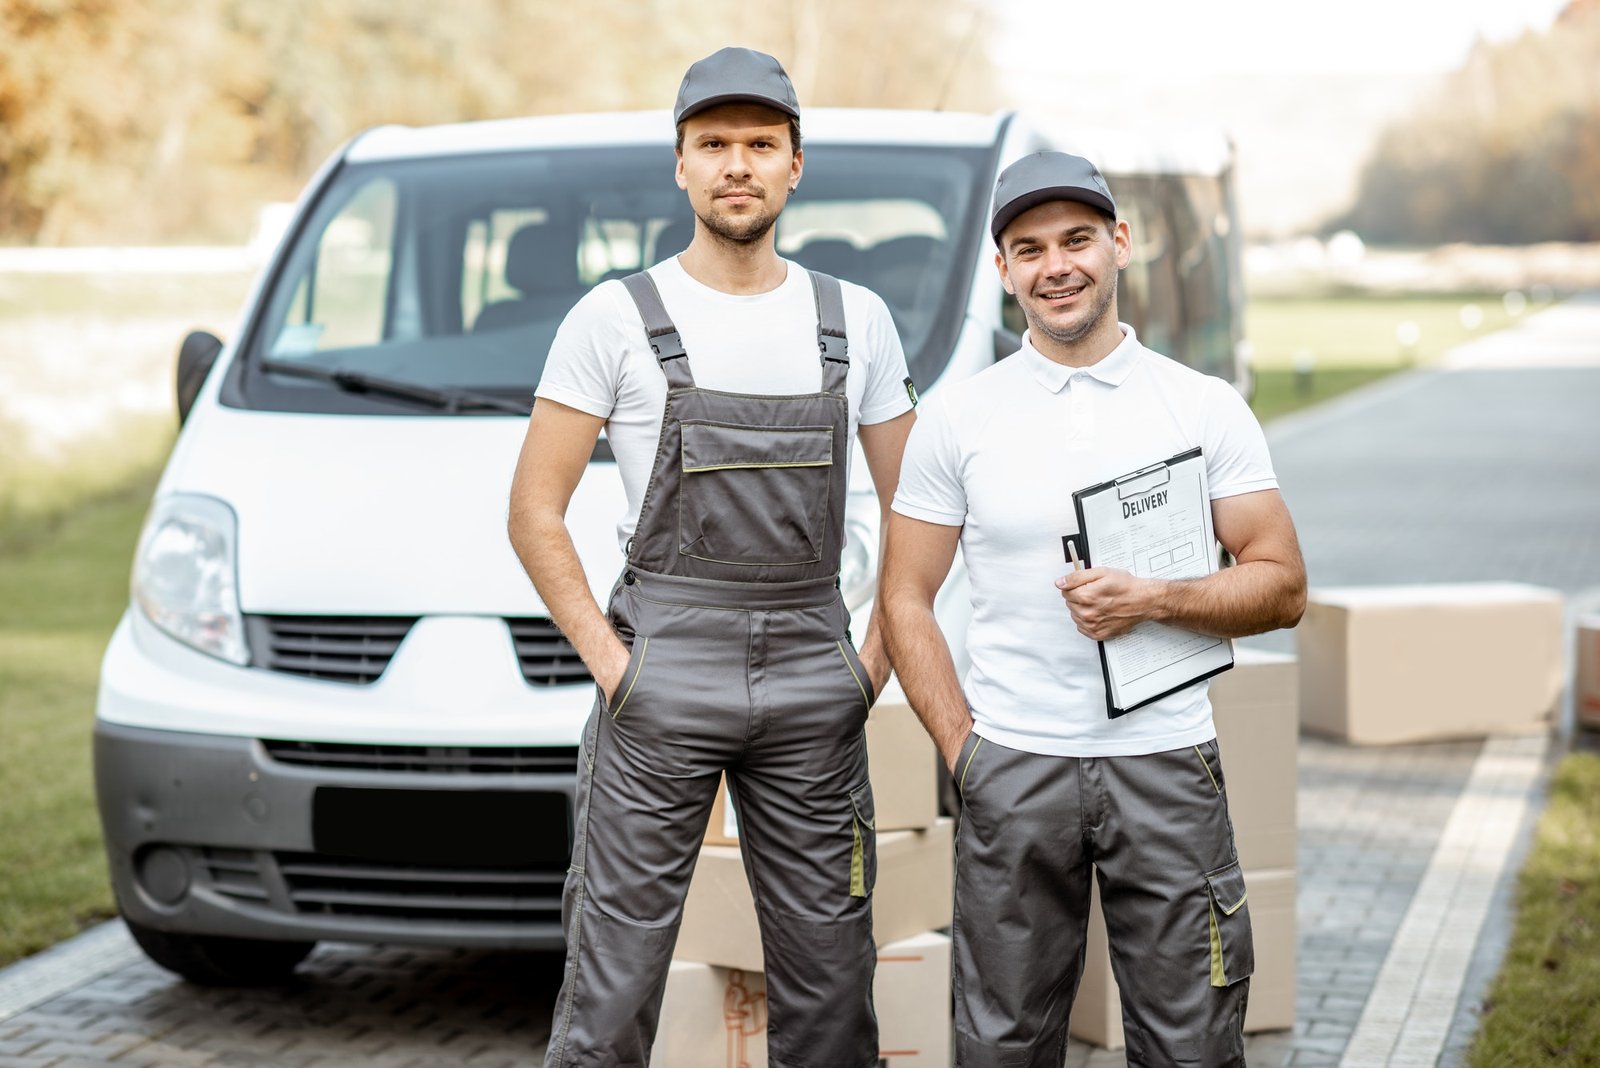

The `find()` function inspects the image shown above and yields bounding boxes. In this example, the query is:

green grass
[1250,366,1401,424]
[1466,752,1600,1066]
[1246,291,1535,371]
[1241,290,1550,422]
[0,475,158,966]
[0,415,174,552]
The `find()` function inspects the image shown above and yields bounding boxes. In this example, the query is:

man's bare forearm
[882,591,972,768]
[508,510,623,673]
[1149,558,1306,638]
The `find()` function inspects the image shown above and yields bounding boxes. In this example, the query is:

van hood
[166,406,626,616]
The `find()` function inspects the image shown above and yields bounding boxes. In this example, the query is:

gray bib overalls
[544,270,879,1068]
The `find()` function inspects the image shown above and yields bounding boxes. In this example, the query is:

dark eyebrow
[1007,224,1096,254]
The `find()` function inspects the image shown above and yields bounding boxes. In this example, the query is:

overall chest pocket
[679,421,833,566]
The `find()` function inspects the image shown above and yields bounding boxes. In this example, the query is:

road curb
[0,920,140,1024]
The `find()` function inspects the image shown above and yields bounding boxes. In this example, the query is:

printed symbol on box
[723,970,767,1068]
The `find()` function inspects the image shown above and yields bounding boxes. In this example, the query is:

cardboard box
[1577,615,1600,731]
[654,931,952,1067]
[704,775,741,847]
[864,693,941,832]
[677,819,954,971]
[1069,868,1297,1049]
[1298,583,1563,744]
[1210,649,1299,871]
[703,690,939,846]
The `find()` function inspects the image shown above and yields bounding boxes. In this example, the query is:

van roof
[344,108,1009,163]
[343,107,1235,180]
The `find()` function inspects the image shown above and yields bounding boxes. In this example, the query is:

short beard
[694,202,779,247]
[1025,271,1118,347]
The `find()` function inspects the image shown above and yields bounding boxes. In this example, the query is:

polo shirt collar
[1021,324,1141,393]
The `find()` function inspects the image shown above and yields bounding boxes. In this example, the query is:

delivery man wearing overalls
[508,47,916,1067]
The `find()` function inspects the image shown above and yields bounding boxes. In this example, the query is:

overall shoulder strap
[619,272,695,389]
[808,270,850,394]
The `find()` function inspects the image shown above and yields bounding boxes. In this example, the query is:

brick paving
[0,947,562,1067]
[3,296,1597,1066]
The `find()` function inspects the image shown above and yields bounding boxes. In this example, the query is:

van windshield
[236,143,989,415]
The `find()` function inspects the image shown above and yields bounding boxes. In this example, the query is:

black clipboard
[1068,447,1234,718]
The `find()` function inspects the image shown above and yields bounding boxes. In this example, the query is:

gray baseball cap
[674,47,800,125]
[989,150,1117,245]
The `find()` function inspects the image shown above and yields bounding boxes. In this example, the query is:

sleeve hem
[891,499,965,526]
[533,384,613,419]
[859,395,915,426]
[1209,478,1279,500]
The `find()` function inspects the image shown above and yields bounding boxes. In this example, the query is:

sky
[990,0,1572,78]
[987,0,1576,235]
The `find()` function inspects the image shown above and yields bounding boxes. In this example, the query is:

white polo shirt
[537,256,914,552]
[892,326,1278,757]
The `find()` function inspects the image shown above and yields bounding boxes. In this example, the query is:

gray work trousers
[544,572,879,1068]
[951,734,1253,1067]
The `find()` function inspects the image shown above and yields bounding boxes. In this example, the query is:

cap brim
[991,186,1117,244]
[675,93,800,125]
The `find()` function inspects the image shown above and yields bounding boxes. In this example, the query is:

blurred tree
[0,0,994,244]
[1331,0,1600,244]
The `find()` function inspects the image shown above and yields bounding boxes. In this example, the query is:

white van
[95,109,1249,984]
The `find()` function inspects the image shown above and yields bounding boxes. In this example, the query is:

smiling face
[996,198,1132,362]
[675,103,803,247]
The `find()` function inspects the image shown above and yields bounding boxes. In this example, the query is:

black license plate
[313,788,571,869]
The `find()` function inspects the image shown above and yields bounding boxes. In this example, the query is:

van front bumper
[95,720,577,950]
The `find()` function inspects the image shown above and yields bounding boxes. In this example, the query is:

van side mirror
[176,330,224,425]
[993,327,1022,362]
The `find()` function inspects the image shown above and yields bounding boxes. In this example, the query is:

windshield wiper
[257,357,529,415]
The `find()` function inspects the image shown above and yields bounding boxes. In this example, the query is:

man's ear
[995,250,1014,295]
[1112,218,1132,270]
[675,151,688,191]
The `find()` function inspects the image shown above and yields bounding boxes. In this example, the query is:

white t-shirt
[892,326,1279,757]
[536,256,914,550]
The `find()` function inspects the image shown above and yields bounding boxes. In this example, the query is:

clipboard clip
[1114,462,1172,500]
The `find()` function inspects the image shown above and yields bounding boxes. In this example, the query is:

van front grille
[262,740,580,775]
[505,617,593,686]
[244,615,418,684]
[276,853,566,924]
[200,847,271,904]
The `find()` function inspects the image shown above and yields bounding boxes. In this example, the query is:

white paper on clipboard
[1070,447,1234,717]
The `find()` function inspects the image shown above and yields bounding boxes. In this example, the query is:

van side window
[999,289,1027,339]
[273,178,398,356]
[1169,175,1235,379]
[1114,177,1180,359]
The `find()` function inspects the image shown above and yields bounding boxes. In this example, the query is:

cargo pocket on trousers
[848,782,876,898]
[1204,861,1254,987]
[607,637,650,719]
[679,421,833,566]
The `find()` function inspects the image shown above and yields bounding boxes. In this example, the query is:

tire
[123,916,315,986]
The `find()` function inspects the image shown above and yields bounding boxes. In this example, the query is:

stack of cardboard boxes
[1069,648,1301,1049]
[655,681,954,1067]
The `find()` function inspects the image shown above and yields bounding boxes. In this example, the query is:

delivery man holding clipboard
[881,151,1307,1067]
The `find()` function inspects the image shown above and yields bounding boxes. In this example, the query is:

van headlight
[131,494,248,665]
[839,491,881,610]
